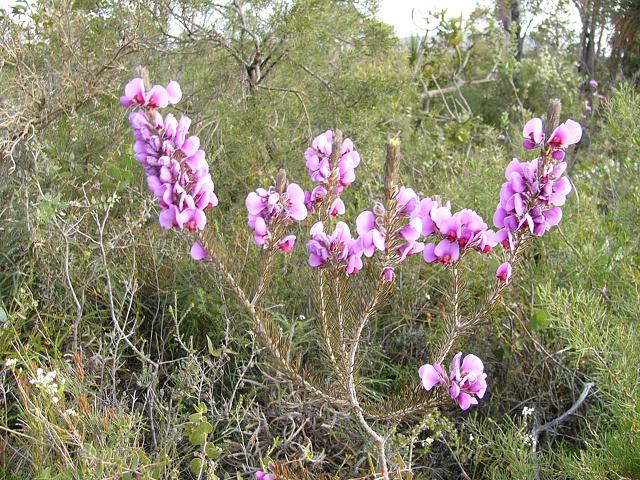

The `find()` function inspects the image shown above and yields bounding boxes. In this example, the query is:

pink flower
[245,183,307,249]
[307,221,363,275]
[418,362,447,391]
[255,471,276,480]
[305,130,361,189]
[522,117,545,149]
[190,241,208,261]
[589,79,598,89]
[448,352,487,410]
[355,211,385,257]
[396,187,419,217]
[122,79,217,241]
[277,235,296,253]
[284,183,308,221]
[419,352,488,410]
[329,198,345,216]
[120,78,182,109]
[382,267,395,282]
[548,119,582,160]
[496,262,512,282]
[423,238,460,265]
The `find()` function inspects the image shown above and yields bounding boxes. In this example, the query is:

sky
[1,0,581,38]
[377,0,478,38]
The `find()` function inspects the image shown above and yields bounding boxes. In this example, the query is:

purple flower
[120,78,182,109]
[419,352,487,411]
[255,471,276,480]
[493,150,572,245]
[277,235,296,253]
[523,117,545,149]
[382,267,395,282]
[305,130,360,189]
[397,217,424,260]
[355,211,385,257]
[396,187,419,217]
[329,198,345,216]
[419,203,495,265]
[307,221,363,275]
[190,241,208,261]
[496,262,512,282]
[245,183,307,249]
[547,119,582,160]
[418,362,447,391]
[448,352,487,410]
[423,238,460,265]
[122,80,218,236]
[284,183,308,221]
[589,79,598,89]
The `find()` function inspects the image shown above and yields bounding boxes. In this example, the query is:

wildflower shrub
[121,77,581,479]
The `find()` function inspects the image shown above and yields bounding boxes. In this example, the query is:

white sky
[1,0,580,39]
[377,0,478,38]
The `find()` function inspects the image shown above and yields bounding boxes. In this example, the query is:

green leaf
[190,430,207,446]
[190,458,204,475]
[205,443,223,460]
[207,336,222,357]
[530,309,551,330]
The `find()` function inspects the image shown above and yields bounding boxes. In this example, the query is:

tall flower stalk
[121,77,579,479]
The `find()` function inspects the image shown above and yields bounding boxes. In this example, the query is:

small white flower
[65,409,77,417]
[298,314,306,321]
[4,358,17,368]
[469,434,475,441]
[522,406,535,418]
[52,396,59,404]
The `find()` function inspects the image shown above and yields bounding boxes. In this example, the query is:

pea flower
[255,471,275,480]
[589,79,598,89]
[355,211,385,257]
[493,155,572,246]
[419,352,488,410]
[307,221,363,275]
[120,78,182,108]
[496,262,512,282]
[190,241,208,261]
[420,205,496,265]
[305,130,361,191]
[245,183,307,250]
[382,267,395,282]
[122,80,218,235]
[522,117,545,150]
[547,119,582,160]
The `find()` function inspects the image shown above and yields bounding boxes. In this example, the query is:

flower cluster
[307,221,363,275]
[303,130,360,216]
[522,117,582,160]
[493,157,572,247]
[255,471,276,480]
[420,205,496,266]
[245,183,307,251]
[122,78,218,233]
[419,352,487,410]
[493,117,580,248]
[30,368,63,404]
[305,130,361,191]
